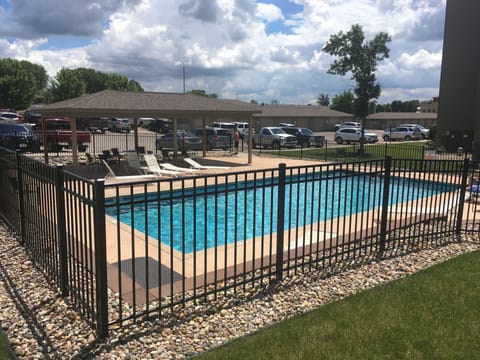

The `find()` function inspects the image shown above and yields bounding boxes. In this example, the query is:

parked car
[155,130,203,154]
[335,127,378,144]
[191,127,230,150]
[383,127,417,141]
[137,117,156,128]
[280,126,325,147]
[252,127,297,149]
[0,112,20,122]
[77,117,111,133]
[108,118,132,132]
[333,121,362,131]
[210,121,236,133]
[148,118,172,133]
[0,123,40,152]
[398,124,430,139]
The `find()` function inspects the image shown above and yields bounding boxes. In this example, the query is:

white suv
[335,127,378,144]
[108,118,132,132]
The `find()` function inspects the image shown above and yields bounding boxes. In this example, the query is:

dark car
[0,123,40,152]
[155,130,202,155]
[281,127,325,147]
[191,127,230,150]
[148,118,172,133]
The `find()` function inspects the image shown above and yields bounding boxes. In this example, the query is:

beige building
[366,112,437,130]
[251,104,353,132]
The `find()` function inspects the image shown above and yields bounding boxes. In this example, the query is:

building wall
[437,0,480,151]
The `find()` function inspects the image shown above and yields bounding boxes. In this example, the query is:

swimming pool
[105,172,457,254]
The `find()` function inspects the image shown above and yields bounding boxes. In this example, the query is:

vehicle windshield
[271,128,286,134]
[300,128,314,135]
[0,124,30,133]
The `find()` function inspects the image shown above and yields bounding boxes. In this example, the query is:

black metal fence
[0,148,479,338]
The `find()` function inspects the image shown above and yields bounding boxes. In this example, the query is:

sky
[0,0,446,105]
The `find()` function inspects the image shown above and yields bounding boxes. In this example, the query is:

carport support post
[133,118,139,152]
[41,117,49,164]
[173,117,178,159]
[71,117,79,165]
[248,116,253,165]
[202,117,207,157]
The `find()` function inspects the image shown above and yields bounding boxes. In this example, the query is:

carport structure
[38,90,262,165]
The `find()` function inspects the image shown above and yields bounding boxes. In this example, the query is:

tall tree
[46,68,86,103]
[74,68,108,93]
[330,90,355,114]
[0,58,36,110]
[19,60,48,93]
[323,24,391,150]
[317,93,330,106]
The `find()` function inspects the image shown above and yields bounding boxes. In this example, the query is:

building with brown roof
[366,112,437,130]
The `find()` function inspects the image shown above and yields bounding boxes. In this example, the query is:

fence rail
[0,147,479,337]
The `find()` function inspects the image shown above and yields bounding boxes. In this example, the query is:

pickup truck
[32,118,91,152]
[252,127,297,149]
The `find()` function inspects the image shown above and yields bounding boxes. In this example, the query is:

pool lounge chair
[184,157,230,170]
[125,151,149,174]
[101,160,155,180]
[159,162,202,175]
[143,154,182,177]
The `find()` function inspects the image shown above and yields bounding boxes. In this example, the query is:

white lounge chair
[159,162,202,175]
[143,154,181,177]
[101,159,155,180]
[184,158,230,170]
[125,151,149,174]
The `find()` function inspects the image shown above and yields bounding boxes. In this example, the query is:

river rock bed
[0,221,479,359]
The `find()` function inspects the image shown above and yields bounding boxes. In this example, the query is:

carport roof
[39,90,262,118]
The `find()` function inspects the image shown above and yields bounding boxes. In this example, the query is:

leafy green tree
[74,68,108,93]
[46,68,86,103]
[323,24,391,149]
[188,89,218,98]
[126,79,143,92]
[19,60,48,93]
[330,90,354,114]
[0,58,36,110]
[317,93,330,106]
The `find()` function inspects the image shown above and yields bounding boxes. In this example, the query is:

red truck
[30,117,91,152]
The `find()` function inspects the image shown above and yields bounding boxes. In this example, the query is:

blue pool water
[106,172,457,254]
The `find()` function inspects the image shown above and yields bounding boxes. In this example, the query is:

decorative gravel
[0,221,479,359]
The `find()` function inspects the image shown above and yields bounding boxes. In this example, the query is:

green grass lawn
[195,250,480,359]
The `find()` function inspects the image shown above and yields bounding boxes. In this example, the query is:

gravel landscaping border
[0,219,479,359]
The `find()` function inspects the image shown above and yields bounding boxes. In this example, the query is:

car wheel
[359,138,366,145]
[405,135,411,141]
[206,142,212,151]
[272,141,280,150]
[335,137,343,145]
[252,140,257,149]
[383,135,390,141]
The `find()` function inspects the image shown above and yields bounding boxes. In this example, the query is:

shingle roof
[253,104,352,118]
[39,90,262,118]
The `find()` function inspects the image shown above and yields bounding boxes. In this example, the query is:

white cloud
[0,0,447,104]
[256,3,284,23]
[398,50,442,70]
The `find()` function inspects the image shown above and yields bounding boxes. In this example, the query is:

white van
[210,122,236,133]
[233,122,252,137]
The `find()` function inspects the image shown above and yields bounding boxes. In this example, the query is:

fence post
[455,158,470,237]
[379,156,392,252]
[54,165,69,297]
[276,163,286,281]
[93,179,108,338]
[15,151,26,245]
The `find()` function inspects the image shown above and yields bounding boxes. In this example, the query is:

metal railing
[0,148,479,338]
